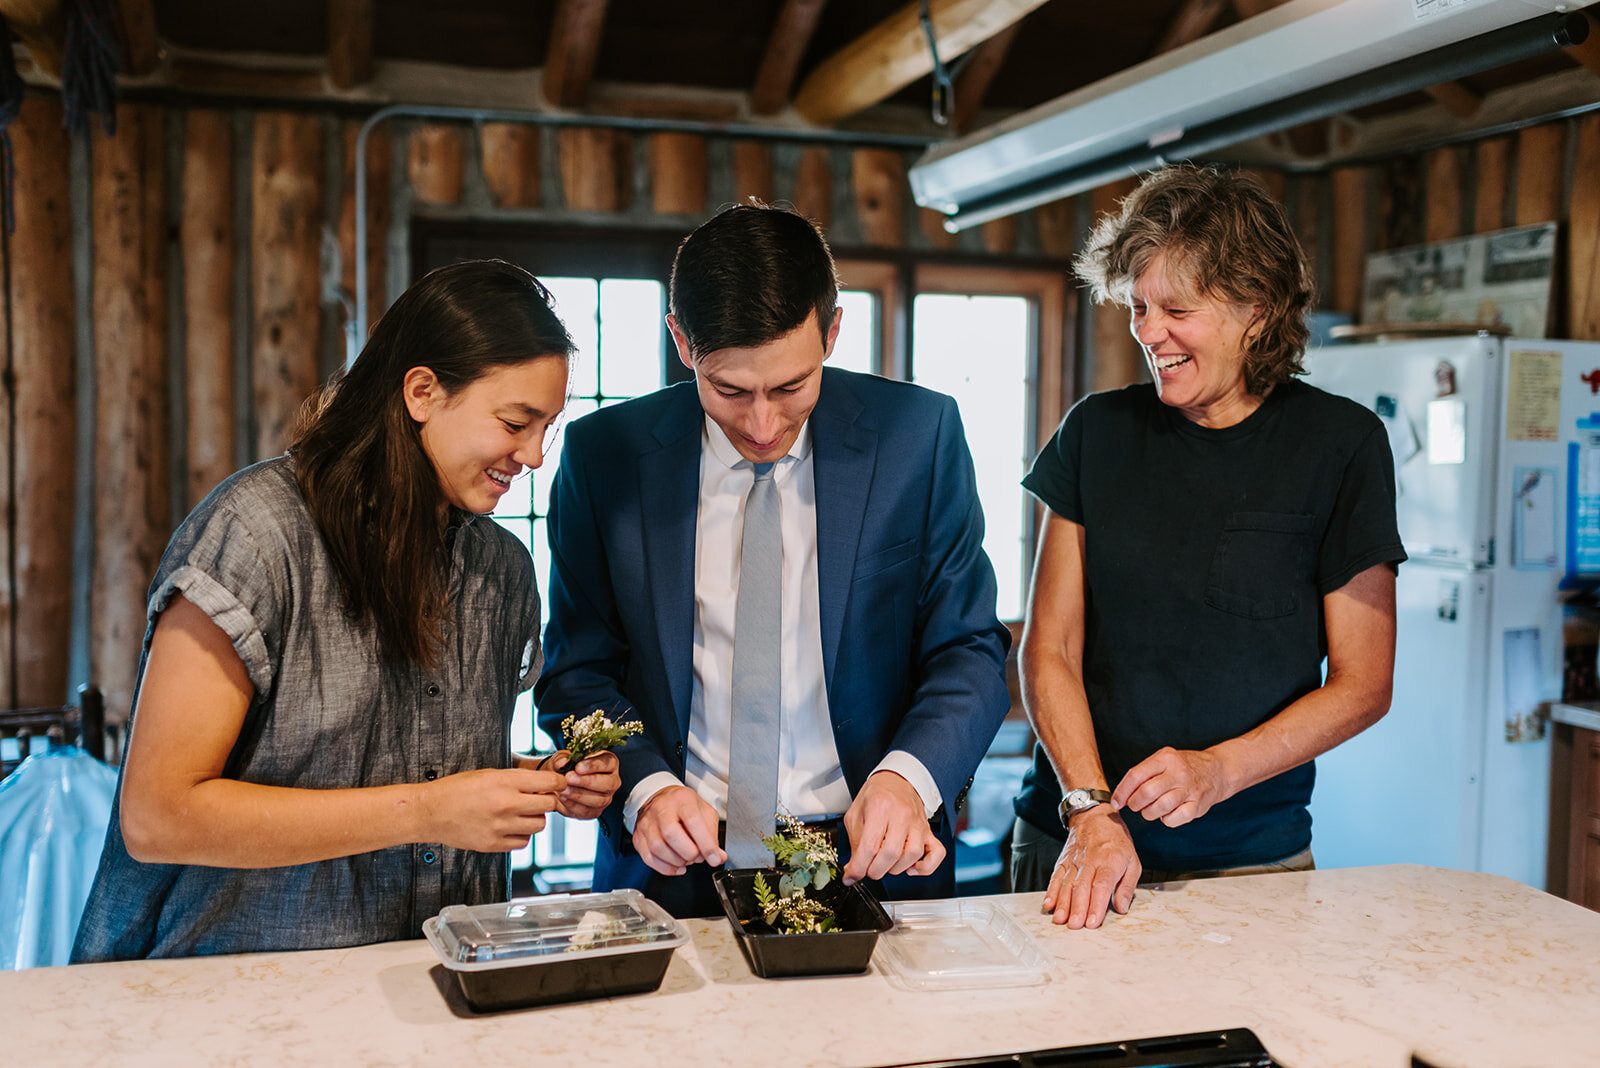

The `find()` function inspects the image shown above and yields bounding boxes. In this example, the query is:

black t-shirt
[1014,379,1406,871]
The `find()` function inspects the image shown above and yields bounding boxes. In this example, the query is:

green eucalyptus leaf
[792,867,810,889]
[812,865,831,890]
[778,873,795,897]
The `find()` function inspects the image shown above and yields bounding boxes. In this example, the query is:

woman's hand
[1113,746,1231,827]
[417,767,565,852]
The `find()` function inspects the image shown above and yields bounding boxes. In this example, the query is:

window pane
[493,274,668,878]
[599,279,665,397]
[544,277,600,398]
[830,290,878,375]
[911,294,1029,620]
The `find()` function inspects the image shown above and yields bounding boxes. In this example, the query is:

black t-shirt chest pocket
[1205,511,1317,620]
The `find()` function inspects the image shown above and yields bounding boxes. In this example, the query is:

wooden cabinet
[1551,715,1600,912]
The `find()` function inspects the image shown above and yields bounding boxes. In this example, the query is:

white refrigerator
[1303,334,1600,891]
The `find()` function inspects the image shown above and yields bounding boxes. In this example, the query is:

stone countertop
[6,864,1599,1067]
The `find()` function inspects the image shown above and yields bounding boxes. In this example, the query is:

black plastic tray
[450,944,676,1012]
[714,867,893,979]
[870,1028,1279,1067]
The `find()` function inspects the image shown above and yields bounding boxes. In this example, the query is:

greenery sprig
[751,812,841,934]
[560,709,643,763]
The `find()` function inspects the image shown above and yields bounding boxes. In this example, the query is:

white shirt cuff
[871,750,943,819]
[623,772,686,833]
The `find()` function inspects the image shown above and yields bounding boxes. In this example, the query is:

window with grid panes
[491,276,669,890]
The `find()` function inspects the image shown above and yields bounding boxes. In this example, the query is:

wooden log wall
[5,97,74,710]
[6,93,1596,729]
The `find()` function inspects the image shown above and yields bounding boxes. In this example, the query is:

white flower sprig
[560,709,643,763]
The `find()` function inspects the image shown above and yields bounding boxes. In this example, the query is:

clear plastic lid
[875,900,1054,991]
[425,890,690,971]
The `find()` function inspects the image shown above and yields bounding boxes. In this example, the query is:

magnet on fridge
[1437,577,1460,622]
[1434,361,1457,397]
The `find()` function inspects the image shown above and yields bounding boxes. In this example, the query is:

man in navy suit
[536,203,1011,917]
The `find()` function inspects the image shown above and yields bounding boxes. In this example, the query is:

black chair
[0,685,107,781]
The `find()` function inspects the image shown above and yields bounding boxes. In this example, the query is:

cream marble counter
[7,864,1600,1067]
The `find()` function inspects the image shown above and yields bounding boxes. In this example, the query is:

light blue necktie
[724,461,782,869]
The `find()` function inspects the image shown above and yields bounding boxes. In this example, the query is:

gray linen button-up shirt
[73,456,541,961]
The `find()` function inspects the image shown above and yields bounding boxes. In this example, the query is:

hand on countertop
[1042,805,1140,929]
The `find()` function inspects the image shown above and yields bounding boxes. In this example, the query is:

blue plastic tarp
[0,748,117,970]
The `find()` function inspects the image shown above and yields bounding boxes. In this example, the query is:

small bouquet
[559,709,643,764]
[752,813,842,934]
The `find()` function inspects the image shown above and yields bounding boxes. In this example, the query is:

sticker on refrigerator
[1436,577,1460,622]
[1426,397,1466,465]
[1501,627,1547,744]
[1374,393,1420,466]
[1568,415,1600,576]
[1511,466,1557,570]
[1505,349,1562,442]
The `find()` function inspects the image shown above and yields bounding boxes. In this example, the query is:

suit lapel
[811,373,875,689]
[639,388,702,745]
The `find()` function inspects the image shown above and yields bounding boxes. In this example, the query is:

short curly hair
[1074,165,1315,395]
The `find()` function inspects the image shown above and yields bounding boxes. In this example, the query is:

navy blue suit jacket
[535,368,1011,900]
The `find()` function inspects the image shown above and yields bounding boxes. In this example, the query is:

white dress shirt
[623,415,941,831]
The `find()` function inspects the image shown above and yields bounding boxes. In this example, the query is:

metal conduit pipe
[940,10,1593,232]
[350,105,943,352]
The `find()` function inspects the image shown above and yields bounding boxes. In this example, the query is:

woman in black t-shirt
[1011,165,1405,929]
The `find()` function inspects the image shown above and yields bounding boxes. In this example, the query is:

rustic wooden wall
[8,93,1595,727]
[0,99,1071,724]
[5,97,75,710]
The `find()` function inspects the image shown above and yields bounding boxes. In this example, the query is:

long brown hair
[289,260,574,668]
[1075,165,1315,395]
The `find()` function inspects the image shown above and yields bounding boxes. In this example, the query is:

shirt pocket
[1204,511,1316,620]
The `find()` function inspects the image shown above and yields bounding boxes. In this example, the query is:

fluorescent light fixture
[909,0,1590,231]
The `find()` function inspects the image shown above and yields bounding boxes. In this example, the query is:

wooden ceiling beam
[115,0,160,77]
[1424,79,1481,118]
[793,0,1051,126]
[327,0,375,90]
[1566,10,1600,80]
[0,0,67,76]
[1230,0,1286,18]
[751,0,829,116]
[949,23,1018,135]
[543,0,612,109]
[1154,0,1229,56]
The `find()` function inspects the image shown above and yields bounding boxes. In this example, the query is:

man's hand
[549,750,621,820]
[1041,806,1140,928]
[841,770,944,884]
[632,785,726,875]
[1113,746,1230,828]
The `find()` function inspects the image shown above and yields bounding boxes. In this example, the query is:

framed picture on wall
[1361,222,1557,338]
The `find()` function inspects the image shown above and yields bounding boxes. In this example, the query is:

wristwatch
[1058,787,1112,828]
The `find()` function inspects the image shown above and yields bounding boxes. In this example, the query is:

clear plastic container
[875,899,1053,991]
[423,890,690,1011]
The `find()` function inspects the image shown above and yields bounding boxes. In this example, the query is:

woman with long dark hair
[73,260,619,961]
